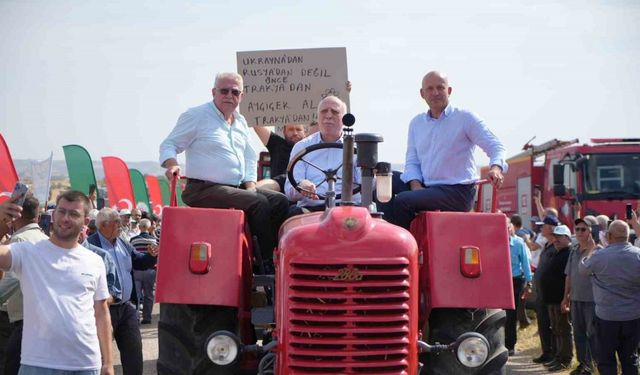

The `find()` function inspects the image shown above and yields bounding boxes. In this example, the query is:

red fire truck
[155,118,513,374]
[480,138,640,226]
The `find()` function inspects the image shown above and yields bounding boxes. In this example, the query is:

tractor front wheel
[157,303,240,375]
[421,308,508,375]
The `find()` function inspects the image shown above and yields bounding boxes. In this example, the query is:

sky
[1,0,639,169]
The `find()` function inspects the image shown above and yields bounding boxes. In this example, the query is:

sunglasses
[575,227,589,232]
[218,88,242,97]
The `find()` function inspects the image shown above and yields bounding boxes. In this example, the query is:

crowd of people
[0,67,637,375]
[507,205,640,374]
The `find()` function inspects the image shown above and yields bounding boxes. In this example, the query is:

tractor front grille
[286,258,412,374]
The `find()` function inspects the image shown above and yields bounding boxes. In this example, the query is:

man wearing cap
[529,215,559,364]
[561,218,599,374]
[580,220,640,375]
[538,224,573,371]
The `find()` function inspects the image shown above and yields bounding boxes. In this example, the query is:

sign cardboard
[237,47,349,128]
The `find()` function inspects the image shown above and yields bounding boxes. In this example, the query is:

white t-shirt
[8,240,109,370]
[530,234,547,268]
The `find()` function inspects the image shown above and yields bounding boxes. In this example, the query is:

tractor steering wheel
[287,142,361,200]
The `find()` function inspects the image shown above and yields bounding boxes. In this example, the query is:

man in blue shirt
[382,71,507,229]
[506,219,532,356]
[160,72,289,268]
[580,220,640,375]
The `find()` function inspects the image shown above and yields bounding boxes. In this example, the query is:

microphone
[342,113,356,127]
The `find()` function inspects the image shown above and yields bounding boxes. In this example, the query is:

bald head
[607,220,630,243]
[420,71,452,118]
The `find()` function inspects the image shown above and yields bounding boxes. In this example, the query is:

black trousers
[594,317,640,375]
[505,277,525,350]
[182,181,289,261]
[110,302,143,375]
[534,282,556,357]
[4,320,22,375]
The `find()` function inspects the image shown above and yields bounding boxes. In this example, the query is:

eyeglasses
[217,88,242,97]
[575,227,589,232]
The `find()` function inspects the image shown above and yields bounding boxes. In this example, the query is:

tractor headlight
[205,331,240,366]
[455,333,489,368]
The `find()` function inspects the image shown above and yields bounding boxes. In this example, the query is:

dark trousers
[548,304,573,364]
[0,311,10,374]
[133,269,156,322]
[534,286,556,357]
[506,277,525,350]
[4,320,22,375]
[594,317,640,375]
[571,301,595,369]
[182,181,289,261]
[376,172,476,229]
[110,302,143,375]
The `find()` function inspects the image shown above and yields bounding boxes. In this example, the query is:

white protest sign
[237,47,349,127]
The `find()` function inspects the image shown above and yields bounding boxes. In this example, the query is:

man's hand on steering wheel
[298,180,319,200]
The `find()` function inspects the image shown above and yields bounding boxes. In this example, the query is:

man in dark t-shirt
[254,124,307,192]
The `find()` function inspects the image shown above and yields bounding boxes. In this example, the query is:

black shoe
[508,349,515,356]
[532,354,553,364]
[569,364,584,375]
[544,359,560,367]
[140,319,152,325]
[548,362,571,372]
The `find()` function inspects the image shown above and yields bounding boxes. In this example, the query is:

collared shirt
[564,243,595,302]
[98,232,133,303]
[537,245,571,304]
[285,132,361,207]
[159,101,257,185]
[509,235,532,281]
[82,239,122,303]
[401,104,508,186]
[580,242,640,321]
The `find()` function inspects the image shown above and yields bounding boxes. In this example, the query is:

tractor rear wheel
[157,303,240,375]
[421,308,508,375]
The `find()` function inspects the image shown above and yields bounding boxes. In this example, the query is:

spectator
[159,72,289,272]
[285,95,361,215]
[510,214,534,328]
[525,216,546,269]
[596,214,610,246]
[254,124,307,192]
[531,215,559,365]
[539,224,573,371]
[380,70,507,229]
[0,194,48,375]
[88,207,158,375]
[627,209,640,247]
[561,218,599,374]
[0,191,113,374]
[505,219,533,356]
[130,219,158,324]
[580,220,640,375]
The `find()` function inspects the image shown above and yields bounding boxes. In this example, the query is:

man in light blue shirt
[159,72,289,268]
[383,71,507,229]
[506,219,533,356]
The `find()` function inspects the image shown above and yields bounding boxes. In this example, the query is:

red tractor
[155,116,514,374]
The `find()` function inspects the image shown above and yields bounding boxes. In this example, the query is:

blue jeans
[18,365,99,375]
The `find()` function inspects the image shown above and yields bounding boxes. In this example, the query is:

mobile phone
[627,203,633,220]
[38,213,52,236]
[10,182,29,206]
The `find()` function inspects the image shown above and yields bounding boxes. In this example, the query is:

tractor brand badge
[343,217,358,230]
[333,267,363,281]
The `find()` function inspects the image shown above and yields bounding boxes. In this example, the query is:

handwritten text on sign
[237,47,349,127]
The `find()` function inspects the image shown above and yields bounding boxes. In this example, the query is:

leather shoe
[508,349,515,356]
[548,362,571,372]
[544,359,560,367]
[140,319,152,325]
[532,354,553,364]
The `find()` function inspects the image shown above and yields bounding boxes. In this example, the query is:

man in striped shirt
[129,219,158,325]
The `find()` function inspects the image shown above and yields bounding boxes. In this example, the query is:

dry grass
[508,318,575,374]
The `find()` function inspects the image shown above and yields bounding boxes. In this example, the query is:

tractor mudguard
[155,206,251,307]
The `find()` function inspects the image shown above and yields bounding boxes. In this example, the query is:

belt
[187,178,240,189]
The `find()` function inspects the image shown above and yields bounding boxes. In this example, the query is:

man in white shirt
[0,191,113,375]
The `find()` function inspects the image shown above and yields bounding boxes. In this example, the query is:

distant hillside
[14,159,167,180]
